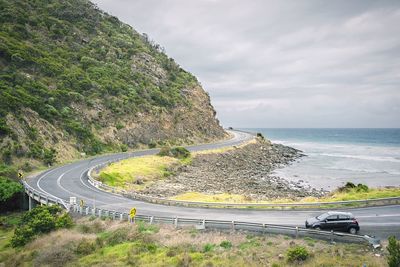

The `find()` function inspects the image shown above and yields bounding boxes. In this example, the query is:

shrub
[256,132,265,141]
[34,244,76,266]
[158,146,190,159]
[104,227,130,246]
[0,176,23,202]
[345,182,356,188]
[11,226,35,247]
[148,141,157,149]
[2,149,12,164]
[170,147,191,159]
[43,148,57,165]
[355,183,369,192]
[56,213,74,229]
[203,243,215,252]
[220,240,232,249]
[11,205,72,247]
[120,144,128,152]
[338,182,356,192]
[77,224,91,233]
[286,246,310,262]
[76,239,96,255]
[115,122,124,130]
[387,236,400,267]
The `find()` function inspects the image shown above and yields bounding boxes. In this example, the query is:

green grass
[0,212,23,263]
[170,187,400,205]
[98,155,179,190]
[0,228,17,265]
[318,187,400,201]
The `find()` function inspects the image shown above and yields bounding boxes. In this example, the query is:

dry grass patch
[1,216,387,267]
[154,225,246,247]
[192,139,257,156]
[27,229,96,250]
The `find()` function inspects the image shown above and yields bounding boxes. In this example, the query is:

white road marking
[78,168,129,202]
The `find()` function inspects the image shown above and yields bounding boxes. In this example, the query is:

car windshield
[316,213,329,220]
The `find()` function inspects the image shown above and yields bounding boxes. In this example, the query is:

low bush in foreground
[10,205,73,247]
[387,236,400,267]
[158,146,191,159]
[286,245,310,262]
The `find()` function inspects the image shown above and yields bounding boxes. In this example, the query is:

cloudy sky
[92,0,400,128]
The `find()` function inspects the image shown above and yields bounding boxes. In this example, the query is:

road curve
[26,130,400,239]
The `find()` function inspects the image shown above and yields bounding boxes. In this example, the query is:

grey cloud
[93,0,400,127]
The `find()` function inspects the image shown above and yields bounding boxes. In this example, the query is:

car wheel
[348,227,357,234]
[314,226,321,231]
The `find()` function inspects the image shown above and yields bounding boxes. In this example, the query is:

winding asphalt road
[26,130,400,239]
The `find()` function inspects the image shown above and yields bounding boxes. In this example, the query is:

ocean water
[243,128,400,191]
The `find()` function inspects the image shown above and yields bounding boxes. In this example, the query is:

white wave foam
[325,166,400,175]
[319,153,400,163]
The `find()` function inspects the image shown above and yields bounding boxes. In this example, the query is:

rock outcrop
[142,140,327,200]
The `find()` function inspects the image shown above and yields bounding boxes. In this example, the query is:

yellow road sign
[18,172,23,179]
[80,199,84,207]
[129,207,137,219]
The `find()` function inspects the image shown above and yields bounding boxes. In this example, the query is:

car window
[326,215,338,221]
[317,213,329,220]
[338,215,349,220]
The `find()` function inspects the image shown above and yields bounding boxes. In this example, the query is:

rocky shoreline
[141,138,327,201]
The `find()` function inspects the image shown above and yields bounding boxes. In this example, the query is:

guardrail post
[231,221,235,231]
[79,206,83,214]
[330,230,334,243]
[174,217,178,228]
[98,209,102,217]
[150,216,154,225]
[92,207,96,216]
[262,223,266,234]
[86,207,89,215]
[45,196,49,205]
[202,219,206,229]
[120,213,123,221]
[295,227,299,239]
[28,196,32,211]
[112,211,116,220]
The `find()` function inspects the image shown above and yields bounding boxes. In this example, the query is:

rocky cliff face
[0,0,226,168]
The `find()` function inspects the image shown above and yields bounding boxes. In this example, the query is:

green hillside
[0,0,225,170]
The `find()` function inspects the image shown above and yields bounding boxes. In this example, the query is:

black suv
[305,211,360,234]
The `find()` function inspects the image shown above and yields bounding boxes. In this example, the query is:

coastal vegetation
[0,0,225,211]
[171,185,400,205]
[0,0,225,185]
[10,205,73,247]
[387,236,400,267]
[0,210,388,266]
[98,147,191,190]
[98,156,179,190]
[97,139,400,206]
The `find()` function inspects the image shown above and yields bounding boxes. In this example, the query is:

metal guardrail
[22,180,69,209]
[68,203,373,245]
[88,164,400,210]
[20,181,379,246]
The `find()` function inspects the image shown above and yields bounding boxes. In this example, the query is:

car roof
[326,211,353,216]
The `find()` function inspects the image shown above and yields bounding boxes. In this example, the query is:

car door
[337,215,350,231]
[322,215,339,230]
